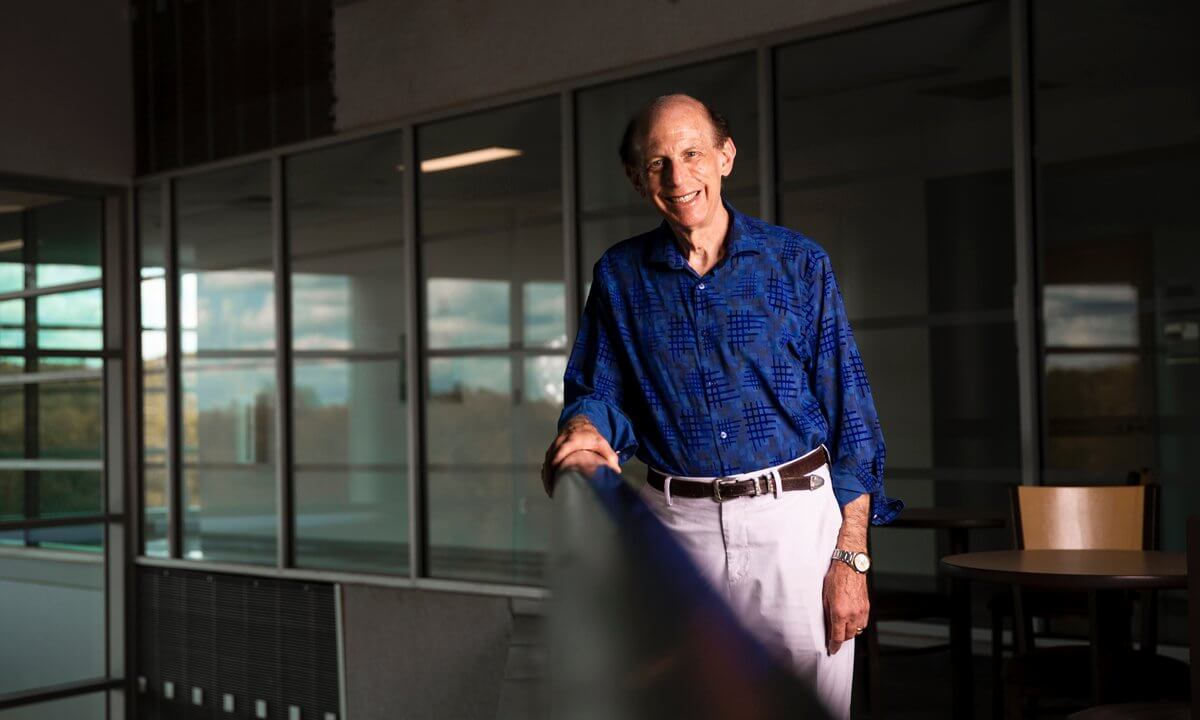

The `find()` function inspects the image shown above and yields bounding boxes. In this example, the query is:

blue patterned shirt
[559,201,902,525]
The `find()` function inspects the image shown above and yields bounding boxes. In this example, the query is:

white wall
[0,0,133,186]
[333,0,909,130]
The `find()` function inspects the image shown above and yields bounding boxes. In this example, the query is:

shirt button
[719,431,728,439]
[698,283,706,290]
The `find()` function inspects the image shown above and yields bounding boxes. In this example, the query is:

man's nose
[666,159,687,188]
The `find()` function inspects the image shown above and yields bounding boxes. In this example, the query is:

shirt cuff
[558,398,638,462]
[830,466,905,526]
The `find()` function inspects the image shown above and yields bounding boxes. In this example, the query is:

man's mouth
[665,190,700,205]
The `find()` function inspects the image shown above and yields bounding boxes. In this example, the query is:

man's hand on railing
[541,416,622,497]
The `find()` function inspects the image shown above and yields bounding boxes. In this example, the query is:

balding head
[619,94,731,169]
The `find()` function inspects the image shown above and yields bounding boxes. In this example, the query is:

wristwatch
[831,548,871,573]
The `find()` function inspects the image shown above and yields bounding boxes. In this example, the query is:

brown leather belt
[646,446,830,503]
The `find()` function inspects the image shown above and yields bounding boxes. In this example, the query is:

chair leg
[992,600,1005,720]
[1005,678,1024,720]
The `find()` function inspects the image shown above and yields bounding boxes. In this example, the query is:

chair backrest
[1010,485,1158,550]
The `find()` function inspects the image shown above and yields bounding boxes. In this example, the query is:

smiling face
[625,98,737,236]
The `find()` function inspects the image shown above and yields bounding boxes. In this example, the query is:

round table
[941,549,1188,705]
[941,549,1187,590]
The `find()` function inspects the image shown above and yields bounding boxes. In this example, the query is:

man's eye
[648,160,663,170]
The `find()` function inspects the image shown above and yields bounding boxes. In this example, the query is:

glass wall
[0,187,112,712]
[176,162,277,563]
[1034,0,1200,551]
[287,131,409,573]
[776,3,1016,578]
[418,97,564,583]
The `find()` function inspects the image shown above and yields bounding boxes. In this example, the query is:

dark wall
[0,0,132,185]
[341,584,516,720]
[131,0,335,174]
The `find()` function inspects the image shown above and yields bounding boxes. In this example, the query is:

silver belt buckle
[805,473,825,490]
[712,477,739,503]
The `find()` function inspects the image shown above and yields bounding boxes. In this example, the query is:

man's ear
[624,164,647,198]
[718,137,737,178]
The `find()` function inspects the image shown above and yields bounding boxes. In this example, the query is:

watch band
[831,548,871,573]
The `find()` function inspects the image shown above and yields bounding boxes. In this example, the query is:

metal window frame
[1010,0,1043,487]
[128,0,1043,601]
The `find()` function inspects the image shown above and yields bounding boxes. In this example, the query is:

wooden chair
[1000,484,1179,718]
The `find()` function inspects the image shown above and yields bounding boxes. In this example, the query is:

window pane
[0,554,105,695]
[39,378,104,459]
[35,288,103,350]
[425,356,558,584]
[0,470,21,519]
[0,210,21,294]
[418,98,563,584]
[775,3,1015,581]
[176,163,276,564]
[288,132,405,352]
[1035,0,1200,553]
[32,198,102,287]
[293,358,408,573]
[419,97,563,351]
[287,132,408,573]
[181,357,276,563]
[138,183,169,556]
[177,162,275,353]
[576,54,760,289]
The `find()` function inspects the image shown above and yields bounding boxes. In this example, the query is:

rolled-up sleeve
[558,261,638,462]
[810,253,903,526]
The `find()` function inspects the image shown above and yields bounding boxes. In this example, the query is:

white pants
[639,449,854,719]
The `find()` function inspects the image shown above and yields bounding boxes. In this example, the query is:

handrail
[0,513,123,532]
[0,677,124,711]
[548,466,829,719]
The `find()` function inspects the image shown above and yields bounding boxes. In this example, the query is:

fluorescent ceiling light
[394,146,524,174]
[0,204,25,213]
[0,239,23,253]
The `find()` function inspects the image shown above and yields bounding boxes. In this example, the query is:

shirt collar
[645,198,764,269]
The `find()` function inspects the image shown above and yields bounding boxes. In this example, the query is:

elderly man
[543,94,902,718]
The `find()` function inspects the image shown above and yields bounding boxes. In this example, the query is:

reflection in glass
[775,3,1015,581]
[181,358,276,563]
[523,281,566,349]
[577,54,760,285]
[293,359,408,572]
[1044,284,1139,348]
[1035,2,1200,560]
[419,98,564,584]
[177,163,276,564]
[32,198,102,287]
[426,278,509,349]
[138,183,169,556]
[288,132,409,573]
[426,356,556,583]
[0,555,104,695]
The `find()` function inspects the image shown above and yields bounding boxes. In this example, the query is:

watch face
[853,553,871,573]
